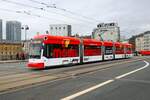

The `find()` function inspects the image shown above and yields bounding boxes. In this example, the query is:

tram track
[0,57,146,82]
[0,57,141,77]
[0,57,147,93]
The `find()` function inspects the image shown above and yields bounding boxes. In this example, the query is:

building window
[63,27,65,29]
[51,27,53,30]
[98,25,102,27]
[59,27,61,30]
[55,27,57,30]
[110,23,114,26]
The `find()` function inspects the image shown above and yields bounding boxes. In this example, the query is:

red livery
[140,50,150,56]
[28,34,133,69]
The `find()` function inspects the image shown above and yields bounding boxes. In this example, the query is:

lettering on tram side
[63,60,69,62]
[71,59,79,63]
[84,57,89,61]
[62,60,72,64]
[63,60,69,63]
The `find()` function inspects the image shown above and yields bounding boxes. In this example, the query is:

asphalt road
[0,56,150,100]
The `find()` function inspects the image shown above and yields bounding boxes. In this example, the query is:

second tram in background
[28,34,133,69]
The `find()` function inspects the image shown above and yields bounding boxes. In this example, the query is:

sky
[0,0,150,40]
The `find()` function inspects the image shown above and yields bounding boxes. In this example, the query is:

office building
[135,31,150,51]
[49,24,72,36]
[143,32,150,50]
[135,34,144,51]
[6,21,21,41]
[0,19,2,40]
[128,36,137,51]
[92,23,120,42]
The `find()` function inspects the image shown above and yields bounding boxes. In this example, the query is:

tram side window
[43,44,54,58]
[127,48,132,51]
[43,44,79,58]
[53,45,79,58]
[84,46,101,56]
[115,47,124,54]
[67,45,79,57]
[126,47,132,53]
[105,46,113,55]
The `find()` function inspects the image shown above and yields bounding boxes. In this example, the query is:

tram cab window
[29,43,42,59]
[105,46,113,55]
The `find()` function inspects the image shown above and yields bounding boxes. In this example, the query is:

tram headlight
[44,36,48,40]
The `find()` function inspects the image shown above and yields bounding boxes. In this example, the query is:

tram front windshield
[29,41,42,59]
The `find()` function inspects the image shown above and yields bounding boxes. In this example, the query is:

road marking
[61,80,114,100]
[116,61,149,79]
[61,61,149,100]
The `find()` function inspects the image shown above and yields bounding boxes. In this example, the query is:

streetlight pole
[21,25,29,60]
[21,25,29,41]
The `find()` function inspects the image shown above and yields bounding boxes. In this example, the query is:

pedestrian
[16,53,19,60]
[22,53,25,60]
[10,55,12,60]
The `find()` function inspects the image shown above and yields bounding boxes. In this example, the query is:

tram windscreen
[29,41,42,59]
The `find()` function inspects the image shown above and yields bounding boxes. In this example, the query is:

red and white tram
[28,34,133,69]
[28,35,80,69]
[140,50,150,56]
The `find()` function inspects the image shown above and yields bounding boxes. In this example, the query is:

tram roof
[114,42,123,47]
[103,41,113,46]
[33,34,80,45]
[83,39,102,46]
[123,43,132,48]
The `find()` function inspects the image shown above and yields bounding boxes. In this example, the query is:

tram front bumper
[27,62,44,69]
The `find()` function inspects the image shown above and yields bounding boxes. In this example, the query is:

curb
[0,60,28,64]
